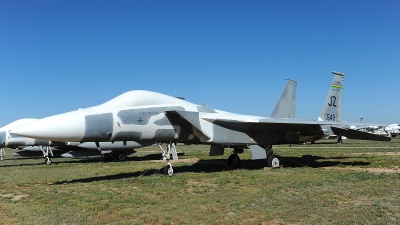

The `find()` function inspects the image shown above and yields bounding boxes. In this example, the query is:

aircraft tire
[112,152,126,162]
[227,154,241,169]
[0,156,4,160]
[45,158,52,165]
[117,153,126,161]
[164,165,173,176]
[267,155,280,168]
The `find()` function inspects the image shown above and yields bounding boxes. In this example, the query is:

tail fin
[318,71,344,122]
[270,79,297,118]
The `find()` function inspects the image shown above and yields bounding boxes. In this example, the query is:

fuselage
[11,90,325,147]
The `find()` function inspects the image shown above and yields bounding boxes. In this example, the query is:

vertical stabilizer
[270,79,297,118]
[318,71,344,122]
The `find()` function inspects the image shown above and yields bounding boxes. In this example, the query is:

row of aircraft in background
[1,71,392,175]
[384,124,400,137]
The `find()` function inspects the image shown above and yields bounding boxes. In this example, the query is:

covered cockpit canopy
[100,90,189,108]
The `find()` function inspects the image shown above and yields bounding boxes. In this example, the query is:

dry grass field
[1,138,400,224]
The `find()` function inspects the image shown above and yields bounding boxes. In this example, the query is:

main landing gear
[157,142,178,176]
[113,152,127,162]
[228,148,242,169]
[228,145,281,169]
[94,142,127,162]
[101,152,127,162]
[267,154,281,167]
[266,145,281,168]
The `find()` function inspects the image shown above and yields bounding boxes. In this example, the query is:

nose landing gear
[158,142,178,176]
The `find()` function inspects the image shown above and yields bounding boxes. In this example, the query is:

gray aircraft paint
[330,126,390,142]
[8,133,24,138]
[34,139,52,146]
[319,71,344,122]
[210,123,253,145]
[113,131,143,141]
[270,79,297,118]
[78,141,152,150]
[154,129,178,140]
[172,111,204,136]
[165,111,201,143]
[153,116,174,126]
[197,106,217,113]
[83,113,114,142]
[115,107,196,142]
[117,107,185,125]
[61,149,135,159]
[117,109,152,125]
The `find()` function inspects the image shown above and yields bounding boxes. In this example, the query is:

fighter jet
[4,79,294,166]
[2,78,295,163]
[12,84,389,175]
[1,119,153,164]
[0,119,54,162]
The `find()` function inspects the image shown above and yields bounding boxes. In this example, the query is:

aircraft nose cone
[11,112,86,142]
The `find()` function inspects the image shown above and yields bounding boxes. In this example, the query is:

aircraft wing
[204,117,324,135]
[168,110,391,142]
[209,117,392,141]
[170,110,324,135]
[330,126,391,141]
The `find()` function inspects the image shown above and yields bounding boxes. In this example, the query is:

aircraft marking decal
[331,82,343,89]
[328,96,337,107]
[325,113,336,121]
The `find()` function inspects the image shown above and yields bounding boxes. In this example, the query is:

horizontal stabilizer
[330,126,391,141]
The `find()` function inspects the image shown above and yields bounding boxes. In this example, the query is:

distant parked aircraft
[0,119,153,164]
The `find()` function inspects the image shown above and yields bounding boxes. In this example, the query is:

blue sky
[1,0,399,126]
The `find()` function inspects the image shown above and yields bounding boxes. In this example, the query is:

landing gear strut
[40,146,53,165]
[45,157,52,165]
[157,142,178,175]
[0,145,5,160]
[164,162,173,176]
